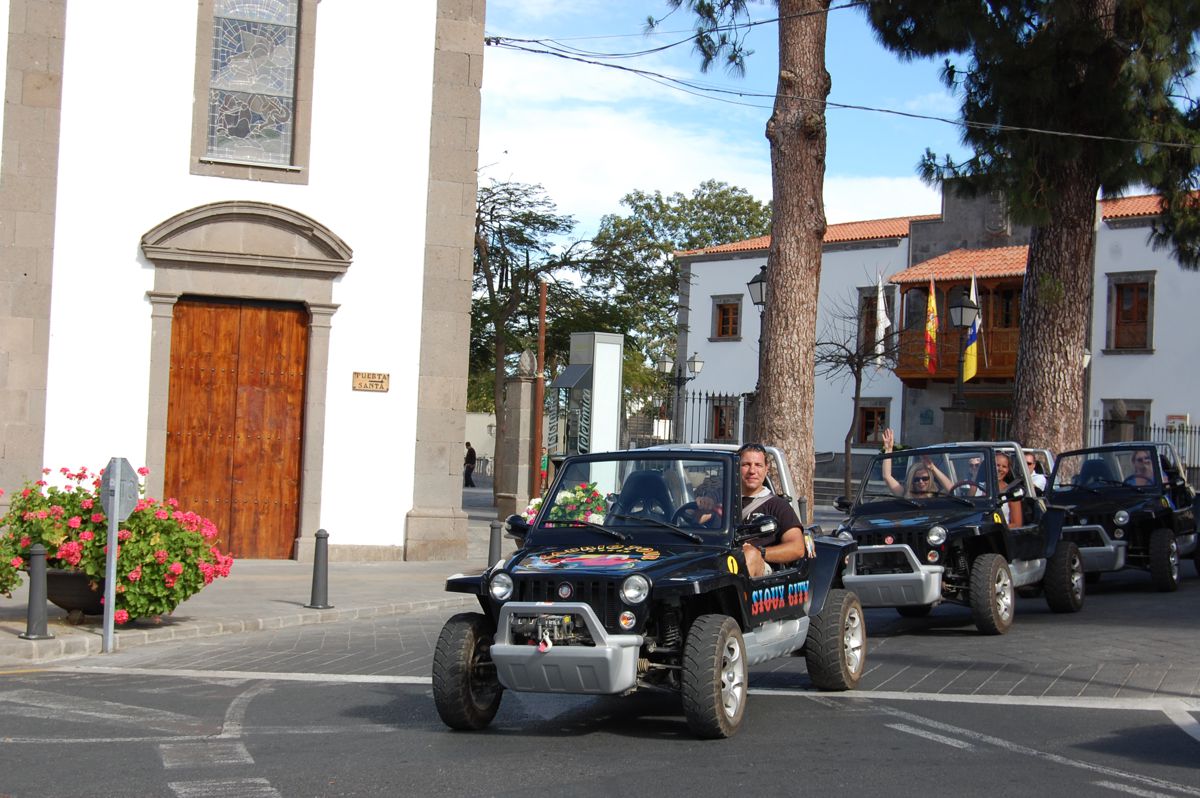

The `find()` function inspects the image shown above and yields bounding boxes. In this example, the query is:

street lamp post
[948,290,980,410]
[747,265,767,391]
[656,352,704,442]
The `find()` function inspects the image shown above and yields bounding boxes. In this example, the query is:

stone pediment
[141,200,352,276]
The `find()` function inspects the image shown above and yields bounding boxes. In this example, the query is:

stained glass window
[207,0,299,165]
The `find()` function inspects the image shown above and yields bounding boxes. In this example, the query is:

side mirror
[834,495,851,512]
[504,514,530,546]
[808,524,825,537]
[735,515,777,544]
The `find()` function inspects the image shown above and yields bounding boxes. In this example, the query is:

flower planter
[45,569,104,623]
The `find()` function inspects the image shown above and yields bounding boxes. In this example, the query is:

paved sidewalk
[0,474,847,665]
[0,479,509,665]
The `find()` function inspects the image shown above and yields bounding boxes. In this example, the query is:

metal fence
[624,390,752,448]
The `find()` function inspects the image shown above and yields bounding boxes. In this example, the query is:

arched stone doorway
[140,201,352,559]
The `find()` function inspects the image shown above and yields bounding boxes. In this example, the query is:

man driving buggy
[736,443,809,578]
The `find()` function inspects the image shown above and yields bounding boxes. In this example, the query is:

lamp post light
[747,264,767,390]
[657,352,704,442]
[948,289,980,410]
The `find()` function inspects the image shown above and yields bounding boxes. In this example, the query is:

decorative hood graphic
[515,544,664,572]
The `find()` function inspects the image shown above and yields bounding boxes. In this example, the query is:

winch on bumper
[841,543,944,607]
[488,601,643,694]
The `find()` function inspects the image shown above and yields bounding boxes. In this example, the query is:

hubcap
[843,607,865,675]
[1070,554,1084,600]
[719,636,746,719]
[1169,540,1179,582]
[995,567,1013,621]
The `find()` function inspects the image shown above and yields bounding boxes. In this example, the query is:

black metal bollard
[20,544,54,640]
[305,529,333,609]
[489,520,503,564]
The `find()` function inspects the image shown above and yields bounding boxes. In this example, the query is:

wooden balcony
[894,327,1018,386]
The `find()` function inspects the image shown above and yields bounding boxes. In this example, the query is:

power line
[488,37,1200,152]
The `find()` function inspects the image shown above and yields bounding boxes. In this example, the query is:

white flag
[873,273,891,369]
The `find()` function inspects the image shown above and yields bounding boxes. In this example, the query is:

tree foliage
[470,179,772,419]
[665,0,830,520]
[864,0,1200,454]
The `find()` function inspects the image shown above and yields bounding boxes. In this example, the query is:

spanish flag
[923,277,938,375]
[963,274,981,382]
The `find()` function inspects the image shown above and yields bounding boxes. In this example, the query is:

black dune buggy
[432,447,865,738]
[1047,441,1198,591]
[833,441,1085,635]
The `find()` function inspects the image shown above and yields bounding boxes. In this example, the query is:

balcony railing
[895,327,1019,382]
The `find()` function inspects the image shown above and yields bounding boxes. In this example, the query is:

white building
[0,1,485,560]
[673,186,1199,462]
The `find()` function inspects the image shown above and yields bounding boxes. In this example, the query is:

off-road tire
[1149,528,1180,592]
[895,604,933,619]
[432,612,503,730]
[681,614,747,738]
[806,589,867,690]
[1043,541,1085,613]
[969,553,1014,635]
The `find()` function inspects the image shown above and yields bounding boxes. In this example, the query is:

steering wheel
[671,502,719,528]
[948,479,981,497]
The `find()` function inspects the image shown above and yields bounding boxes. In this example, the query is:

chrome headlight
[838,529,854,541]
[489,571,514,601]
[1113,510,1129,526]
[621,574,651,604]
[927,525,948,546]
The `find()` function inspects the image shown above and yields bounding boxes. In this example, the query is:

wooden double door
[165,298,308,559]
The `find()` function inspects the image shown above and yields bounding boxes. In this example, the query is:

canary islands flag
[923,277,938,375]
[963,274,981,382]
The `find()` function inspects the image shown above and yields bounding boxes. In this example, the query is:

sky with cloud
[479,0,974,238]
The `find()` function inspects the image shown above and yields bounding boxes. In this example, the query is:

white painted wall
[1089,221,1200,427]
[0,0,9,143]
[43,2,437,547]
[683,242,908,452]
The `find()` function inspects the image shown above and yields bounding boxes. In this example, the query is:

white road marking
[220,683,273,738]
[55,665,431,684]
[1093,781,1184,798]
[159,741,254,769]
[752,687,1200,746]
[0,688,207,733]
[1162,708,1200,744]
[885,722,975,749]
[878,706,1200,797]
[169,778,281,797]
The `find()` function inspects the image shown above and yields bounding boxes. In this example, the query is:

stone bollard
[305,529,333,609]
[20,544,55,640]
[489,519,503,564]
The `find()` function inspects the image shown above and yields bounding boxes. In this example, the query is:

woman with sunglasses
[880,428,953,498]
[1124,449,1157,486]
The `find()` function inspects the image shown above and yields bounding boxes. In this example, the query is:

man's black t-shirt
[740,493,802,545]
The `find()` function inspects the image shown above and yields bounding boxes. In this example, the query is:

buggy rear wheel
[1149,528,1180,592]
[1044,541,1085,613]
[970,553,1014,635]
[806,589,866,690]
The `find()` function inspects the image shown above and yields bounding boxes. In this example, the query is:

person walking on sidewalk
[463,442,477,487]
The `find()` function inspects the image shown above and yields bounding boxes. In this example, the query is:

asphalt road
[2,568,1198,797]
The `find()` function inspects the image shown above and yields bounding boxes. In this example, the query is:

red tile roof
[675,214,940,258]
[889,245,1029,284]
[1100,193,1164,219]
[674,194,1164,260]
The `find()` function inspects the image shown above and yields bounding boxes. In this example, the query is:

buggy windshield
[857,447,995,506]
[526,453,733,543]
